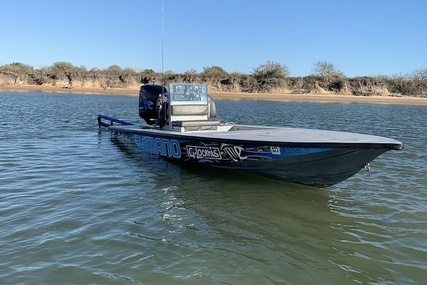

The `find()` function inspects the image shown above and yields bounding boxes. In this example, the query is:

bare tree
[202,66,228,77]
[251,60,289,92]
[312,60,344,77]
[411,68,427,81]
[183,69,198,82]
[47,62,78,87]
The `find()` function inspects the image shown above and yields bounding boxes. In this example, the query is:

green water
[1,92,426,284]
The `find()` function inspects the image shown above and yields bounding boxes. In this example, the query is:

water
[1,92,426,285]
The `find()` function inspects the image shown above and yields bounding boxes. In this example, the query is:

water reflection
[108,136,376,283]
[103,108,426,284]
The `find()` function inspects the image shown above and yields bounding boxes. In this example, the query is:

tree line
[0,61,426,97]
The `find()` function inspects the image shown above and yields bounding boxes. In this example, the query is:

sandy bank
[1,84,427,106]
[210,91,427,106]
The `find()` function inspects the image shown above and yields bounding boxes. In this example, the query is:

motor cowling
[138,84,167,125]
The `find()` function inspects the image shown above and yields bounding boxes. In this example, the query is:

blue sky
[1,0,426,77]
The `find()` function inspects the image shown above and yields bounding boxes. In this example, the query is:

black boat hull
[109,126,391,187]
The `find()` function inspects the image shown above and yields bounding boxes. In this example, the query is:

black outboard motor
[139,84,167,125]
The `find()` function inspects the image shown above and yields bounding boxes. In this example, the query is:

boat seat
[169,104,210,127]
[172,118,220,131]
[171,105,208,116]
[168,99,217,130]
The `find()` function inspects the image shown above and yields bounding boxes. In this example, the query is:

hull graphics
[113,131,334,163]
[111,130,386,187]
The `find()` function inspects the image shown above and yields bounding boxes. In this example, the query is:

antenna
[161,0,164,77]
[160,0,167,128]
[161,0,167,95]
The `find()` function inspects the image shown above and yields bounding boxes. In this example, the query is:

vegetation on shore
[1,61,426,97]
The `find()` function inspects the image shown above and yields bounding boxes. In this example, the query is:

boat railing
[97,115,134,128]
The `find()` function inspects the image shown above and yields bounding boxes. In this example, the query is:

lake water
[1,92,426,285]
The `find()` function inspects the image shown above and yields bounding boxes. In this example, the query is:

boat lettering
[186,145,222,160]
[270,146,281,155]
[135,136,181,158]
[284,147,310,154]
[221,144,247,162]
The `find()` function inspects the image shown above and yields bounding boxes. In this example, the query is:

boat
[98,82,404,187]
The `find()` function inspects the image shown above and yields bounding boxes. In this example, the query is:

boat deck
[109,124,403,150]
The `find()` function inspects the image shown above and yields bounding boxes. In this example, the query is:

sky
[1,0,426,77]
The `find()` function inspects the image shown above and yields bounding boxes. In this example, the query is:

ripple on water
[1,93,426,284]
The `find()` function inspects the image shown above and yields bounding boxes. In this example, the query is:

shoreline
[1,84,427,106]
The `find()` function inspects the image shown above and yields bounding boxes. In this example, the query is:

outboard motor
[139,84,167,125]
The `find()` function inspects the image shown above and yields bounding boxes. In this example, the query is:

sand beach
[1,84,427,106]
